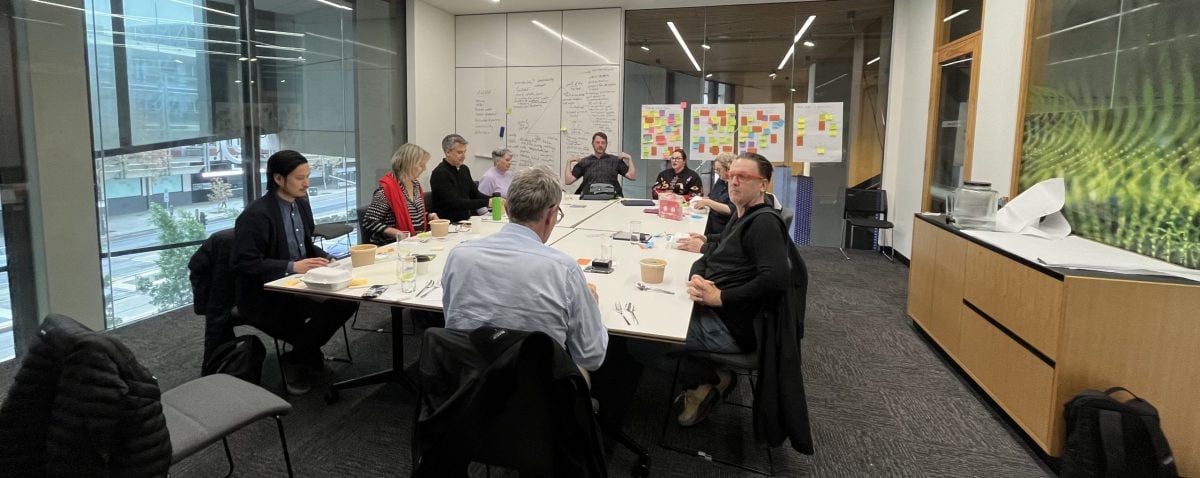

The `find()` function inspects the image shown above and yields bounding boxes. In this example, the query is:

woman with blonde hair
[361,143,439,245]
[696,152,735,235]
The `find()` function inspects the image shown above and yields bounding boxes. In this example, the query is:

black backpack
[1061,387,1178,478]
[201,335,266,385]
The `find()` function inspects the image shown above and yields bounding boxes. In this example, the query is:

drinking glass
[629,220,642,242]
[599,238,613,261]
[395,231,412,258]
[398,255,417,292]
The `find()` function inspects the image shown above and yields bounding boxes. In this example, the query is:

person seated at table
[477,148,514,198]
[441,166,608,371]
[674,188,784,254]
[232,150,358,395]
[630,153,797,426]
[430,133,491,222]
[695,152,735,235]
[565,132,636,197]
[652,149,703,200]
[361,143,439,246]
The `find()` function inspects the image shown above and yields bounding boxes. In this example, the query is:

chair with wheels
[0,313,296,478]
[839,188,894,261]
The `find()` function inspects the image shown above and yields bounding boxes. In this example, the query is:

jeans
[628,306,741,389]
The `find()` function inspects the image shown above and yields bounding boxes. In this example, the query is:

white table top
[572,201,709,236]
[550,228,702,343]
[474,194,620,229]
[265,198,708,342]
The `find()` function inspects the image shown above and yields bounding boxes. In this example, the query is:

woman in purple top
[477,148,514,198]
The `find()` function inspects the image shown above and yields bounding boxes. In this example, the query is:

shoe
[676,384,719,427]
[281,360,312,395]
[715,369,736,399]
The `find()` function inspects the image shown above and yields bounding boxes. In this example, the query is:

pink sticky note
[681,101,688,109]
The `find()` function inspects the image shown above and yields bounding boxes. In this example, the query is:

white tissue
[994,177,1071,239]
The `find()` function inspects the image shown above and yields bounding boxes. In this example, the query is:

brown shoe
[676,384,719,427]
[715,369,735,397]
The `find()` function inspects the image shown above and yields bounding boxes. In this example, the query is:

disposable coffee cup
[416,254,433,275]
[639,258,667,284]
[349,244,378,268]
[430,219,451,237]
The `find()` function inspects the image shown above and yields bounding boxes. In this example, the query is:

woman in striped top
[361,144,439,246]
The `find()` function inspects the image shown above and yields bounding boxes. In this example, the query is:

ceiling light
[667,21,702,72]
[280,79,286,83]
[640,43,650,52]
[790,88,797,92]
[803,41,815,47]
[777,15,816,70]
[769,72,777,79]
[234,80,242,83]
[315,0,353,11]
[249,57,257,62]
[867,56,880,65]
[943,9,969,22]
[941,57,973,67]
[238,57,248,61]
[701,44,711,50]
[532,20,612,63]
[168,0,237,18]
[705,73,713,78]
[491,0,500,3]
[174,59,183,64]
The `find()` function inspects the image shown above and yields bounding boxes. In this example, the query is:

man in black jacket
[430,134,491,222]
[232,150,357,395]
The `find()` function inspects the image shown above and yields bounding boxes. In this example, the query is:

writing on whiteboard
[562,66,620,158]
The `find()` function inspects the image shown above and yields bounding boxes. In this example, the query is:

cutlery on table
[614,302,631,326]
[623,303,639,325]
[636,282,674,294]
[418,281,441,298]
[413,280,435,298]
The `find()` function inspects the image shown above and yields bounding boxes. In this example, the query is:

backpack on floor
[201,335,266,385]
[1061,387,1177,478]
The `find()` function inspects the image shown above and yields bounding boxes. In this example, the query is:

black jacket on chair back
[413,327,606,478]
[189,228,240,365]
[0,314,171,477]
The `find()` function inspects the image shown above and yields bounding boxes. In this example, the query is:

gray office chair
[163,373,295,477]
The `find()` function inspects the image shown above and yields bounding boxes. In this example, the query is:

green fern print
[1021,41,1200,269]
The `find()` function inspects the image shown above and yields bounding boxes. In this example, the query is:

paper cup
[430,219,451,237]
[639,258,667,284]
[349,244,378,268]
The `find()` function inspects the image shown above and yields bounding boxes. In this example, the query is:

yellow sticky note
[817,147,826,155]
[798,118,807,126]
[560,126,568,132]
[799,128,806,135]
[506,107,512,115]
[830,131,838,137]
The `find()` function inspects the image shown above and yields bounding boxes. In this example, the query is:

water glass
[599,238,613,261]
[395,231,412,258]
[629,220,642,242]
[398,255,417,292]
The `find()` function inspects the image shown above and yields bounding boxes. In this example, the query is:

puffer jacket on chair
[0,314,171,478]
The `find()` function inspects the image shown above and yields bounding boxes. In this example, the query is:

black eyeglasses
[556,207,565,224]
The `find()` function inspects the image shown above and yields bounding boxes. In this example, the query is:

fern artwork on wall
[1019,0,1200,269]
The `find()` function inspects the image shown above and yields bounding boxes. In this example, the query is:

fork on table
[614,302,631,325]
[623,303,639,325]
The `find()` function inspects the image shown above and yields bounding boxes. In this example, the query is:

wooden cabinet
[905,215,1200,476]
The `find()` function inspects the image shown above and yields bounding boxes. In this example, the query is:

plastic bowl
[301,278,351,291]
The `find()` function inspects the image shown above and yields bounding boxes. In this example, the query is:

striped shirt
[361,181,426,245]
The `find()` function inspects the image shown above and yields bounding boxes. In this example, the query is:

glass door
[928,54,974,212]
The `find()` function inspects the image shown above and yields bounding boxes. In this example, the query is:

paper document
[994,178,1071,239]
[963,230,1200,283]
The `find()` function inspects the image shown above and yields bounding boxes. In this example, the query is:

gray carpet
[0,247,1053,477]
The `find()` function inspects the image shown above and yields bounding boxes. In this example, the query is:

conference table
[264,197,708,400]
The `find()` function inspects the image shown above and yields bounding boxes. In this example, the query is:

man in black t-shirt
[565,132,636,196]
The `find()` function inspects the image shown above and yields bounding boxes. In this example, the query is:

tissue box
[658,193,682,221]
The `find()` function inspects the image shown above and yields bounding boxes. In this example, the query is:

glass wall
[623,0,893,246]
[1018,0,1200,269]
[10,0,402,331]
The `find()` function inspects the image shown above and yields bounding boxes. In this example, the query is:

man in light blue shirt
[442,166,608,370]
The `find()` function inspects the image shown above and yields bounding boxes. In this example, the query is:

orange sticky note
[700,109,710,117]
[769,114,780,121]
[757,111,765,121]
[710,145,719,155]
[753,126,763,133]
[741,117,748,126]
[797,135,804,146]
[655,135,666,145]
[720,117,727,126]
[717,109,727,117]
[771,133,778,144]
[698,143,705,152]
[722,146,733,152]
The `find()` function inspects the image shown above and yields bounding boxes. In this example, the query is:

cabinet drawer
[957,304,1055,449]
[963,243,1063,360]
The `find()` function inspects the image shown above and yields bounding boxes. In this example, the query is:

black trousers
[245,295,358,367]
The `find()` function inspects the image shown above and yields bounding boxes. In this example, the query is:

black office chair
[839,188,894,261]
[312,222,354,254]
[412,327,650,478]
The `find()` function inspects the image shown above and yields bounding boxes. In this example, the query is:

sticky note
[741,117,749,126]
[720,117,727,126]
[560,126,568,132]
[771,133,777,144]
[798,118,807,126]
[753,126,763,133]
[757,111,766,121]
[717,109,727,117]
[700,109,710,117]
[655,135,666,145]
[693,117,700,125]
[667,115,675,125]
[722,145,733,152]
[680,101,688,109]
[710,145,719,155]
[830,131,838,137]
[769,114,780,121]
[817,147,825,155]
[796,136,803,146]
[506,107,513,115]
[651,146,658,156]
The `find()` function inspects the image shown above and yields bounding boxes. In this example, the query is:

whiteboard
[455,67,507,155]
[688,104,737,162]
[561,9,621,66]
[793,102,844,163]
[639,104,684,161]
[507,67,562,174]
[507,11,563,67]
[737,103,787,162]
[561,65,620,159]
[456,15,506,68]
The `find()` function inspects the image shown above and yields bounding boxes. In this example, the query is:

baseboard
[881,247,909,266]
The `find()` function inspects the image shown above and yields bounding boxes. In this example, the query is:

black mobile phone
[362,284,388,299]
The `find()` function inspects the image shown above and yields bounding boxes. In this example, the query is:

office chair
[839,188,894,261]
[312,222,354,255]
[412,327,650,478]
[0,314,295,477]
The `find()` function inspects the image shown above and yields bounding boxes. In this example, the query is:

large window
[1016,0,1200,269]
[72,0,382,327]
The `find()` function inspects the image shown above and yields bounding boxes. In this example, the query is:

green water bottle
[491,193,503,221]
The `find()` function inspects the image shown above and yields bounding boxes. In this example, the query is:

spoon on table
[636,282,674,294]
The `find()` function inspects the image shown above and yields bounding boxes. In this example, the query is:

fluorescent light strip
[531,20,612,64]
[778,15,816,70]
[1037,3,1158,39]
[814,73,848,90]
[867,56,880,65]
[168,0,237,19]
[201,170,241,178]
[13,15,64,26]
[256,28,304,38]
[305,31,397,55]
[30,0,144,22]
[315,0,353,12]
[666,21,701,71]
[943,9,968,22]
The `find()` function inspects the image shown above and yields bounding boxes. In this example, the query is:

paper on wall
[994,177,1071,239]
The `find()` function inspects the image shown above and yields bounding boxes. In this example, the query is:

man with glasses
[441,166,607,371]
[652,149,703,200]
